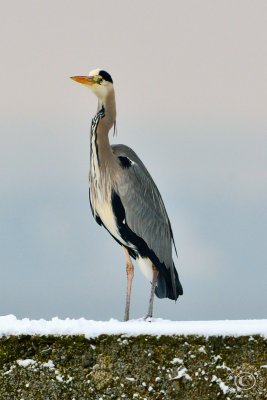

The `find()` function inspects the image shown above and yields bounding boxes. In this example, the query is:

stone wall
[0,334,266,399]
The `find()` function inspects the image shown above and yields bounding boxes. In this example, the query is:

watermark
[226,365,266,394]
[234,372,256,391]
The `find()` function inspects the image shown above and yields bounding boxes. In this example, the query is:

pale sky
[1,0,266,321]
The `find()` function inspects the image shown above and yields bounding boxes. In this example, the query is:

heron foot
[144,315,153,322]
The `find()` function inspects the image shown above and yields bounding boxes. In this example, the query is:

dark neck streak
[93,90,116,166]
[90,105,104,167]
[90,89,117,188]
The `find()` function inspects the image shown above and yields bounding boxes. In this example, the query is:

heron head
[71,69,114,102]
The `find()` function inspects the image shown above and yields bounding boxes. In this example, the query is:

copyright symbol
[235,372,256,390]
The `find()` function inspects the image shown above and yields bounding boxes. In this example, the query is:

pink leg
[146,265,159,319]
[122,246,134,321]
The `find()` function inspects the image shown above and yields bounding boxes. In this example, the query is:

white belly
[136,256,153,281]
[96,200,128,246]
[95,197,153,282]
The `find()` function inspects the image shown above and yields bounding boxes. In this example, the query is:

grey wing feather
[112,144,176,270]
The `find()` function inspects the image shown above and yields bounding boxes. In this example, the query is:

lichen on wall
[0,334,266,399]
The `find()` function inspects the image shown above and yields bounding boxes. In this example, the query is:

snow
[15,358,73,384]
[0,315,266,338]
[216,362,232,371]
[17,359,36,367]
[171,357,183,364]
[211,375,235,394]
[198,346,207,353]
[42,360,55,369]
[170,367,192,381]
[3,366,15,375]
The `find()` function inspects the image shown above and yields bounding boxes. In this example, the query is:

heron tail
[155,263,183,301]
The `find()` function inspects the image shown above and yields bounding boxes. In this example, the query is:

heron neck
[95,90,116,157]
[90,90,117,183]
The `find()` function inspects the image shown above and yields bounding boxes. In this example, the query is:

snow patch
[211,375,235,394]
[198,346,206,353]
[170,367,192,381]
[43,360,55,369]
[171,357,183,364]
[3,366,16,375]
[216,362,232,371]
[17,359,36,367]
[0,315,266,338]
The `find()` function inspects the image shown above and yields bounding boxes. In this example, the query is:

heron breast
[95,200,128,246]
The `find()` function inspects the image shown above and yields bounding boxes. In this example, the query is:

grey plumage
[112,144,182,299]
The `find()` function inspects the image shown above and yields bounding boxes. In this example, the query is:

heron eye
[94,76,103,84]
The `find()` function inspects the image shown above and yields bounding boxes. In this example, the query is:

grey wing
[112,144,176,269]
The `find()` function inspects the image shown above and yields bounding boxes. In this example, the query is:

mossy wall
[0,334,266,399]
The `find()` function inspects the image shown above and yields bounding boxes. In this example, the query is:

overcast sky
[1,0,266,321]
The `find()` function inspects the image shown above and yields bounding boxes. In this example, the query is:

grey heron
[71,69,183,321]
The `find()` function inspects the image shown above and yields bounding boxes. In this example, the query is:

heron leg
[145,265,159,319]
[122,246,134,322]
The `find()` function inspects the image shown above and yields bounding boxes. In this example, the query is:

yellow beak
[70,76,94,86]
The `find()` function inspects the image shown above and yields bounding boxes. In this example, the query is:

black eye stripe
[98,70,113,83]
